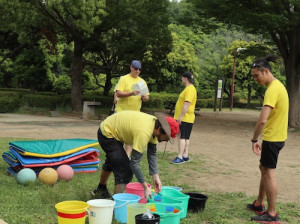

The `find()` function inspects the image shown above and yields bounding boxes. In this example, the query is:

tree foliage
[189,0,300,126]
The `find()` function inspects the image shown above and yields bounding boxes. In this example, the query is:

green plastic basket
[159,188,190,218]
[148,194,184,219]
[147,203,182,224]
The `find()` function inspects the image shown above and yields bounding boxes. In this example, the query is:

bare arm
[177,101,191,123]
[116,90,140,98]
[252,105,272,155]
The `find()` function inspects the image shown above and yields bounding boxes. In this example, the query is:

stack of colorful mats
[2,138,100,176]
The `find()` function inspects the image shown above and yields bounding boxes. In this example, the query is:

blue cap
[131,60,142,69]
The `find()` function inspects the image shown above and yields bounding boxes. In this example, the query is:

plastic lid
[165,206,174,212]
[154,195,162,202]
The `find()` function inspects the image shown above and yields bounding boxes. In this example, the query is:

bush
[53,76,71,94]
[22,94,62,110]
[143,92,179,109]
[196,99,208,108]
[0,96,21,113]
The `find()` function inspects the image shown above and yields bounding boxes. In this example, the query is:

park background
[0,0,300,223]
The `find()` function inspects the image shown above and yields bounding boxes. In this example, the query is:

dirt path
[0,111,299,204]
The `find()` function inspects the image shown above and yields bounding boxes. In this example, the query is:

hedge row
[0,90,262,113]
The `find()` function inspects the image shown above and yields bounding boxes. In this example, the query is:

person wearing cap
[115,60,149,112]
[171,71,197,164]
[92,111,179,199]
[115,60,150,155]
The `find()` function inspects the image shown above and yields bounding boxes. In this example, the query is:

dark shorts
[260,140,285,169]
[97,128,133,185]
[180,121,194,139]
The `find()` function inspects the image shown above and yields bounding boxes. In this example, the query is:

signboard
[217,80,222,99]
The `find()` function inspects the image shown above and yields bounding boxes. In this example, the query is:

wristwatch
[251,139,258,143]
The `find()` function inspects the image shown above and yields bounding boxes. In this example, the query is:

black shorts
[179,121,194,139]
[97,128,133,185]
[260,140,285,169]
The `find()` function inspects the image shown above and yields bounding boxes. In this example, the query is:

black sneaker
[91,185,112,199]
[247,200,266,214]
[251,211,280,223]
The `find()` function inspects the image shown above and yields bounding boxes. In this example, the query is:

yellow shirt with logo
[115,74,149,112]
[263,79,289,141]
[174,85,197,123]
[100,111,158,153]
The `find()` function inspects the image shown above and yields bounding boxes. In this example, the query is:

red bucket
[126,182,151,203]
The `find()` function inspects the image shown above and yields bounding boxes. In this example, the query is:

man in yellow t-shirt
[171,71,197,164]
[115,60,149,155]
[115,60,149,112]
[247,55,288,223]
[92,111,179,200]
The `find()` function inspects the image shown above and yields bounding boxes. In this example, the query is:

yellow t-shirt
[263,79,289,141]
[174,85,197,123]
[100,111,158,153]
[115,74,149,112]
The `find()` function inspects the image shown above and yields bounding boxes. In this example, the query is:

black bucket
[135,214,160,224]
[186,192,208,212]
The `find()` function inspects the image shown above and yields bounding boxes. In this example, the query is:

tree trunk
[247,84,251,108]
[285,58,300,127]
[282,27,300,128]
[103,71,112,96]
[70,41,84,112]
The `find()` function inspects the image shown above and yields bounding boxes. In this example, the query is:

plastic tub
[147,203,182,224]
[186,192,208,212]
[162,186,182,191]
[148,194,183,214]
[159,188,190,218]
[113,193,140,223]
[126,182,151,203]
[86,199,115,224]
[135,214,160,224]
[55,200,89,224]
[127,203,148,224]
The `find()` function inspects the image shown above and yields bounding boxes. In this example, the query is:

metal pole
[230,50,237,111]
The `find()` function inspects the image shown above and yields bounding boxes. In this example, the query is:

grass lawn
[0,137,299,224]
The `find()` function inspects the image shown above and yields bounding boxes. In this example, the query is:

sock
[98,183,107,189]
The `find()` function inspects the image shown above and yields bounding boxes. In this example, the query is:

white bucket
[87,199,116,224]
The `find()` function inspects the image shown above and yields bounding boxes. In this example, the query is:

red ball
[57,165,74,181]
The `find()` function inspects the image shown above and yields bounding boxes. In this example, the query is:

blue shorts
[97,128,133,185]
[260,141,285,168]
[179,121,194,139]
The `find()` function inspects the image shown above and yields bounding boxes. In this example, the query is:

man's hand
[143,183,152,199]
[141,95,149,102]
[252,142,262,156]
[132,90,140,96]
[152,174,162,193]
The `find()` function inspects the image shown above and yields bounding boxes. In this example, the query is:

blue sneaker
[171,157,184,164]
[183,156,190,162]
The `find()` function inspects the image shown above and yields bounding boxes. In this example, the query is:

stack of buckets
[54,183,192,224]
[113,182,190,224]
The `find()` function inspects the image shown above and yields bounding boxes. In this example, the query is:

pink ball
[57,165,74,181]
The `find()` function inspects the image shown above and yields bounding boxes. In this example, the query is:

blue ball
[17,168,37,185]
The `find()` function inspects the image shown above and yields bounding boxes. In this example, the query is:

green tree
[84,0,172,95]
[35,0,107,112]
[0,1,45,89]
[12,48,50,92]
[220,40,280,106]
[189,0,300,126]
[152,24,199,93]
